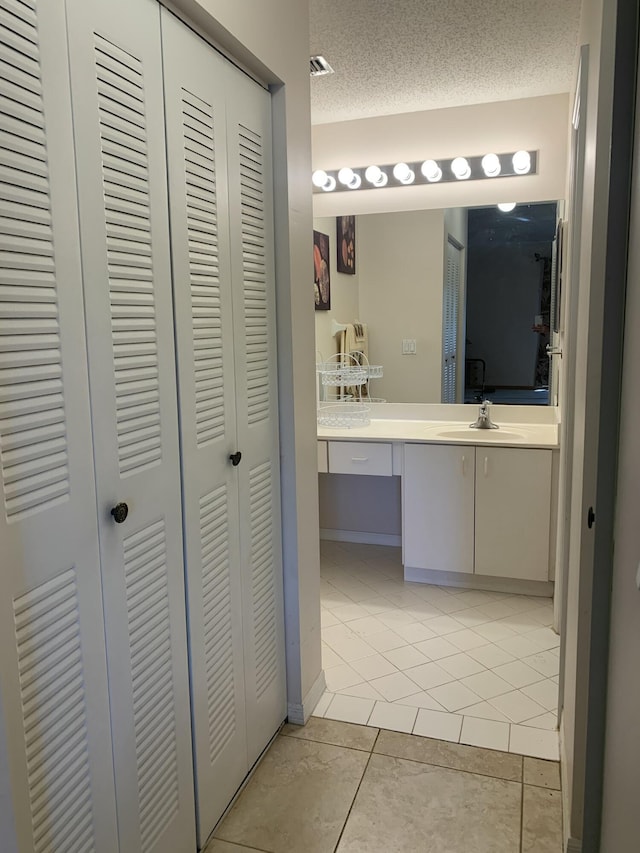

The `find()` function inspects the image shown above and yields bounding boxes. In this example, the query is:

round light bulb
[451,157,471,180]
[337,167,361,189]
[481,153,501,177]
[393,162,415,184]
[312,169,329,188]
[497,202,516,212]
[321,175,336,192]
[512,150,531,175]
[365,165,388,187]
[421,160,442,182]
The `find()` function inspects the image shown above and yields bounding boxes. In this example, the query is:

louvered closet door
[161,10,247,844]
[0,1,120,851]
[226,67,286,764]
[64,1,195,851]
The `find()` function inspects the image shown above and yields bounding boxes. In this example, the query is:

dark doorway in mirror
[464,202,557,405]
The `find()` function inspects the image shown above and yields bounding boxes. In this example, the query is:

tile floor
[206,717,563,853]
[315,540,560,760]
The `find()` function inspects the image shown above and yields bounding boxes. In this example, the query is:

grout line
[332,750,374,853]
[280,731,379,754]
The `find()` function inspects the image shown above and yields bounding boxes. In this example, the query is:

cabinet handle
[351,457,369,463]
[484,456,489,476]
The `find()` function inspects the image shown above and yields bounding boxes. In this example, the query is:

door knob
[229,451,242,467]
[111,502,129,524]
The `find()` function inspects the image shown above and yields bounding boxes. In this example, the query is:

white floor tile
[327,634,377,663]
[328,602,369,623]
[324,663,365,692]
[322,644,343,669]
[509,724,559,760]
[459,670,514,701]
[492,660,546,689]
[413,708,463,742]
[447,629,488,651]
[428,681,481,712]
[522,626,561,650]
[321,589,354,609]
[521,679,558,711]
[467,644,517,669]
[451,608,492,628]
[489,690,547,724]
[457,701,510,723]
[324,693,376,725]
[321,609,341,628]
[369,671,422,702]
[460,716,510,752]
[496,634,544,659]
[472,621,517,643]
[311,691,333,718]
[346,615,389,638]
[404,661,456,691]
[414,636,460,660]
[368,701,418,734]
[522,650,561,677]
[422,615,466,635]
[474,600,519,620]
[398,691,446,711]
[337,682,385,701]
[350,653,398,681]
[359,597,396,615]
[382,645,430,671]
[437,652,486,680]
[400,601,441,621]
[391,621,437,644]
[520,712,558,731]
[376,609,418,629]
[365,630,408,653]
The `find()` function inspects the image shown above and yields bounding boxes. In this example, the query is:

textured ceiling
[310,0,582,125]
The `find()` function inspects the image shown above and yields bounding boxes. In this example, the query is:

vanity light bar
[311,150,538,193]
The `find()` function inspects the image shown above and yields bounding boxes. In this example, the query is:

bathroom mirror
[314,200,561,406]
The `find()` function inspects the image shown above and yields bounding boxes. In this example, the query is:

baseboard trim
[287,669,326,726]
[404,565,554,597]
[319,528,402,547]
[566,839,582,853]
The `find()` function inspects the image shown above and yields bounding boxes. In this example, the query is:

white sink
[424,425,530,442]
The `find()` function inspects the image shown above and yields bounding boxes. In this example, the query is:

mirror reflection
[314,201,560,406]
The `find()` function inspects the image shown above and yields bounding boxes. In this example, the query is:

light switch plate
[402,339,416,354]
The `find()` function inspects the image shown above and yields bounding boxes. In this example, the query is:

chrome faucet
[470,400,499,430]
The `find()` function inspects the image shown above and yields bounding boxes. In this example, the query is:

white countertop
[317,418,559,449]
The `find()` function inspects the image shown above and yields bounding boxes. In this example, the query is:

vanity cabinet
[403,444,552,582]
[403,444,475,574]
[474,446,552,581]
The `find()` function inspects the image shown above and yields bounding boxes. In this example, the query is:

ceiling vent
[310,55,334,77]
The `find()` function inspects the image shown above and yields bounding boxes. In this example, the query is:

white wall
[312,94,570,217]
[599,48,640,852]
[319,474,401,538]
[358,210,446,402]
[171,0,322,718]
[313,216,360,364]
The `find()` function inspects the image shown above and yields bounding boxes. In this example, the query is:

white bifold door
[65,0,196,851]
[162,10,286,844]
[0,1,120,850]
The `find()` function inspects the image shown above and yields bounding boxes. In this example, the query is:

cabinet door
[161,10,248,844]
[0,2,120,851]
[226,67,286,765]
[65,1,195,851]
[475,447,552,581]
[403,444,474,573]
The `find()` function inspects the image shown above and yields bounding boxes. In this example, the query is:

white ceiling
[310,0,582,125]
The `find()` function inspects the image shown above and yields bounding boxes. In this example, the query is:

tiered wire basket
[316,352,383,428]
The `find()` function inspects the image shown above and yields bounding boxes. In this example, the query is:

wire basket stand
[316,352,384,428]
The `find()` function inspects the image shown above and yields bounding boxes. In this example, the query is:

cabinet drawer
[328,441,392,476]
[317,440,328,473]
